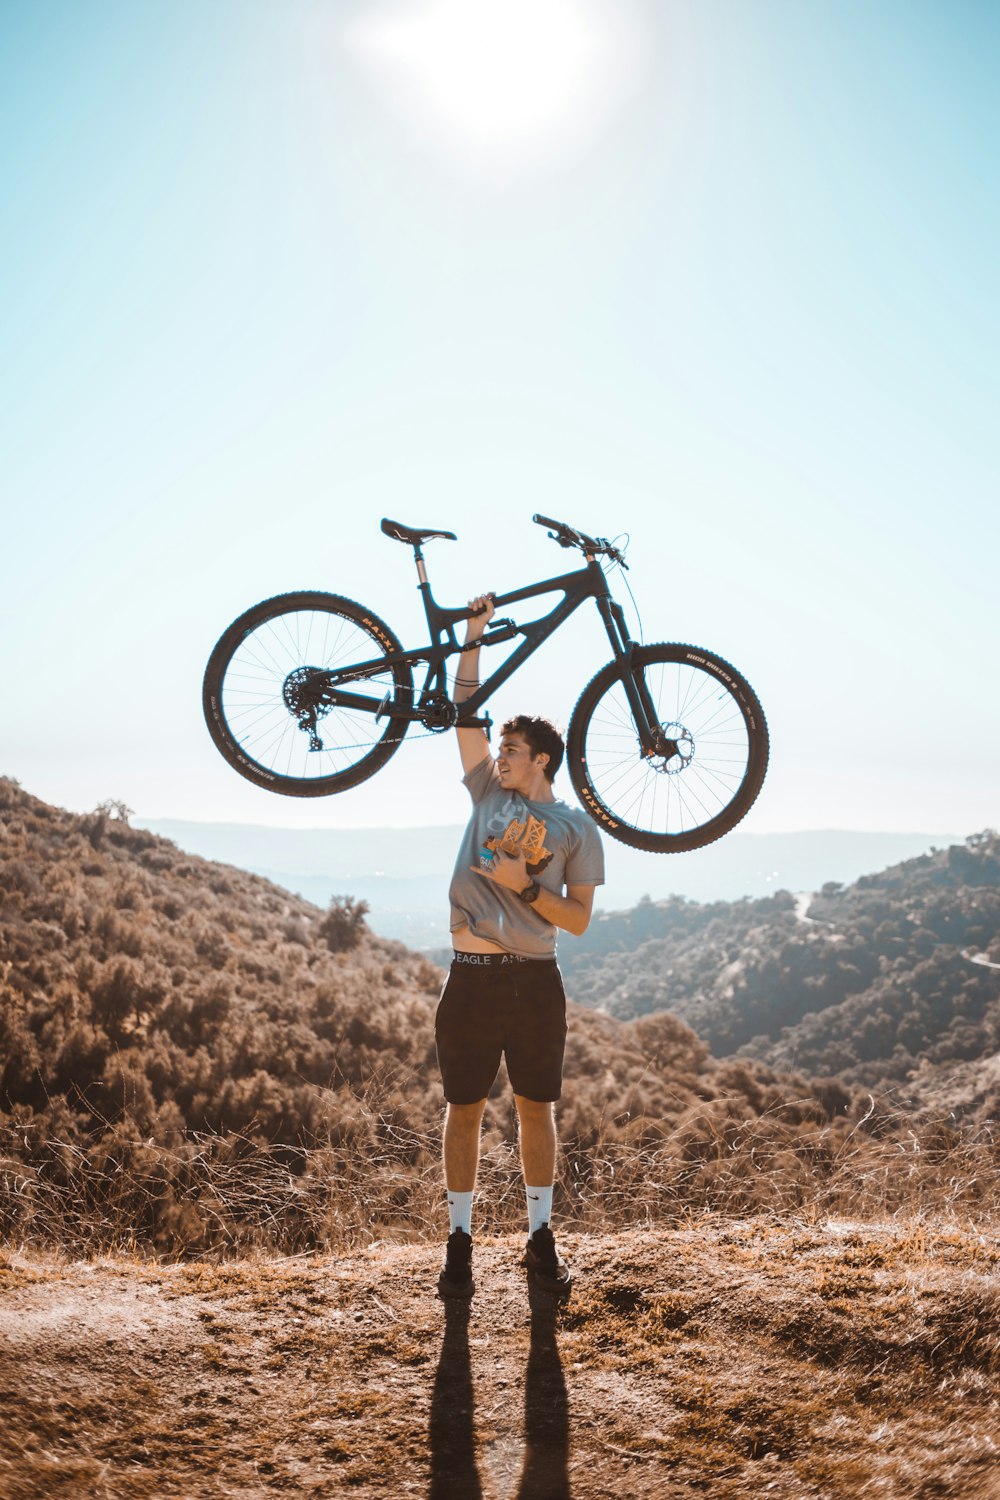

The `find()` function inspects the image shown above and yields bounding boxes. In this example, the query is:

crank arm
[454,710,492,733]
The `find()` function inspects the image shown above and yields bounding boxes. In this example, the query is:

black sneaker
[438,1229,474,1299]
[523,1224,572,1295]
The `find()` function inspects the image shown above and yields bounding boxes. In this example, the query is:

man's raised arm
[455,592,495,776]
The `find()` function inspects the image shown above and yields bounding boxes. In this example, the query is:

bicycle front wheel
[203,592,412,797]
[567,644,768,852]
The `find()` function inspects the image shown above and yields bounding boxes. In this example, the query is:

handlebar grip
[532,512,614,559]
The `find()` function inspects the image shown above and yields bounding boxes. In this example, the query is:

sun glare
[345,0,645,170]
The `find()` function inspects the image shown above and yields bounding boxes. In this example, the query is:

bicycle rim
[568,644,768,852]
[204,593,411,796]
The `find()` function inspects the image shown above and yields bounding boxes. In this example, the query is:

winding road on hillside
[963,949,1000,972]
[795,896,1000,977]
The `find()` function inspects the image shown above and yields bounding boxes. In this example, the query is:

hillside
[4,778,997,1253]
[559,835,1000,1113]
[10,775,966,1255]
[3,781,1000,1496]
[2,1220,998,1499]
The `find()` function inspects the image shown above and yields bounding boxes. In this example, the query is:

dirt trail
[2,1220,999,1500]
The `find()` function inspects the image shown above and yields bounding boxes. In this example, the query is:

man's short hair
[501,715,565,783]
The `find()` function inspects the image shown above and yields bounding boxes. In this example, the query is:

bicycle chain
[302,724,458,755]
[274,626,515,761]
[298,688,472,757]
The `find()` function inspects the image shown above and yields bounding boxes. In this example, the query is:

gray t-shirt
[449,756,605,958]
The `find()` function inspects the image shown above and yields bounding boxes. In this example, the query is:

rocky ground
[1,1218,999,1499]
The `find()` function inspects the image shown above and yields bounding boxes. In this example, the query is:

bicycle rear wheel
[202,592,412,797]
[567,643,768,852]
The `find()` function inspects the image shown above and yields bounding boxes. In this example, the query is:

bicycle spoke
[209,599,411,789]
[572,648,763,846]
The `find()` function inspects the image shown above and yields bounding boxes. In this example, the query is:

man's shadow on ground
[429,1300,481,1500]
[428,1283,571,1500]
[516,1282,571,1498]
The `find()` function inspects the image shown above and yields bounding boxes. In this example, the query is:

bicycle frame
[316,541,665,753]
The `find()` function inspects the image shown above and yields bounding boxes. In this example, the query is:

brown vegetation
[3,778,997,1257]
[3,780,999,1495]
[561,833,1000,1106]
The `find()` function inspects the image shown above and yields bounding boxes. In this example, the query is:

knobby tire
[202,592,412,797]
[567,643,768,852]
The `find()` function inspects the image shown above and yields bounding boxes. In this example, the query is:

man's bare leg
[513,1094,557,1187]
[443,1099,487,1193]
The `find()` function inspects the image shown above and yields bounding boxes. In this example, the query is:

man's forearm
[454,640,481,705]
[524,884,590,938]
[456,595,494,707]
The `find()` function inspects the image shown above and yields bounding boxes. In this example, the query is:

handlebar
[532,513,628,568]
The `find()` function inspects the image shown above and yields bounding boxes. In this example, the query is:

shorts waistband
[451,951,554,966]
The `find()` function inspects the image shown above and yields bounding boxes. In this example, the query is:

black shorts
[435,953,568,1105]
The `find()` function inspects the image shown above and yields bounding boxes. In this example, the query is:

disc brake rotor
[647,721,695,775]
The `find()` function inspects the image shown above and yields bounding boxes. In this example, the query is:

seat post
[412,543,428,586]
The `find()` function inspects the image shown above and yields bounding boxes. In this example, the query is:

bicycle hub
[648,723,695,773]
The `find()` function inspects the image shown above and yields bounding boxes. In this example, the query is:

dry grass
[3,1068,995,1266]
[2,1079,997,1260]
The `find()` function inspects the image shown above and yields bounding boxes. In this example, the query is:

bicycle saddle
[381,518,457,546]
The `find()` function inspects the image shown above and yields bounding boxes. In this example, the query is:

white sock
[525,1185,553,1237]
[447,1190,474,1235]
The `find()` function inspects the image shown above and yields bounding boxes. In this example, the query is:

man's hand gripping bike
[202,516,769,853]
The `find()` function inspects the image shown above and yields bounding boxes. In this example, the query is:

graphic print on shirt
[483,810,553,875]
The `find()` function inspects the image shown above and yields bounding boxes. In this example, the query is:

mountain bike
[202,515,769,853]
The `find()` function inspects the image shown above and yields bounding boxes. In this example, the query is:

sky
[2,0,997,840]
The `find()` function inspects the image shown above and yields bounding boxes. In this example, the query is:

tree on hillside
[319,895,370,954]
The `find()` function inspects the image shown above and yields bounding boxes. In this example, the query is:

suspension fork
[595,595,662,756]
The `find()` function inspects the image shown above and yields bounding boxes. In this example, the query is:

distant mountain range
[556,831,1000,1119]
[138,821,963,949]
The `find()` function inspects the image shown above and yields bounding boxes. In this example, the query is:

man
[435,592,604,1299]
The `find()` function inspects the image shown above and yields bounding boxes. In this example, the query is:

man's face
[496,732,547,793]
